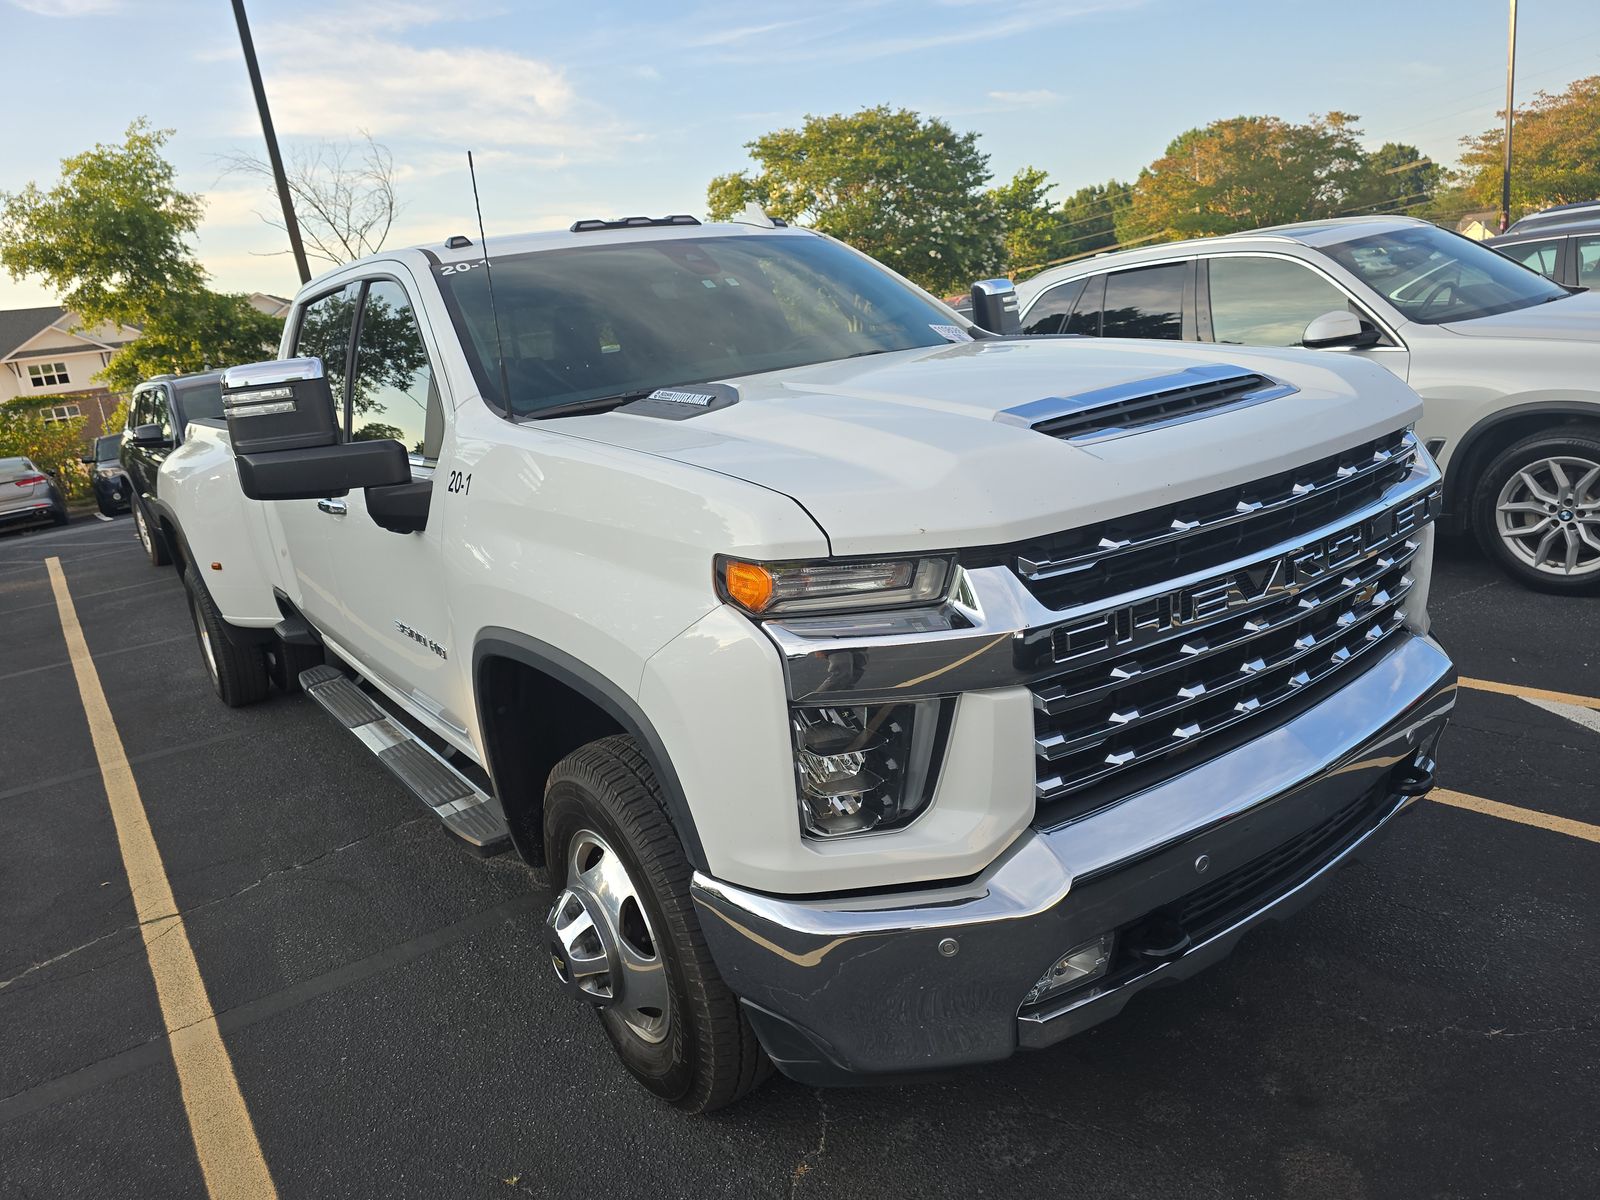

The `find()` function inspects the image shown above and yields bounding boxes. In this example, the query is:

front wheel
[1473,430,1600,594]
[184,569,270,707]
[543,736,770,1112]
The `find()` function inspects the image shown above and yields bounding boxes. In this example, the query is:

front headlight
[717,554,953,617]
[790,699,952,837]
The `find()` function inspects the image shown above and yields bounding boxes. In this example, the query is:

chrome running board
[298,665,510,854]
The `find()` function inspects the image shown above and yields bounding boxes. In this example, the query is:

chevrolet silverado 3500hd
[151,215,1456,1111]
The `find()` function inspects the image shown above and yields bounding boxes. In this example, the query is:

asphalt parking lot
[1,515,1596,1200]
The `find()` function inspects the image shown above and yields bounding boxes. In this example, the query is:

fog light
[1022,934,1115,1006]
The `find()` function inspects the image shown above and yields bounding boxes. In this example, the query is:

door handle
[317,498,348,516]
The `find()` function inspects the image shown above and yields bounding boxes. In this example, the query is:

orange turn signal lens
[722,560,776,613]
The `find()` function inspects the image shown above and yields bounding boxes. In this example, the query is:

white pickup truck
[150,215,1456,1111]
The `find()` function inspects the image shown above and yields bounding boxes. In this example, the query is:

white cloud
[243,4,636,154]
[987,89,1064,107]
[8,0,121,14]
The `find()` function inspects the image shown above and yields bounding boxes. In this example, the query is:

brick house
[0,306,142,443]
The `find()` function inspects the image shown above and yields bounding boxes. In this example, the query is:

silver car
[1013,216,1600,593]
[0,456,70,530]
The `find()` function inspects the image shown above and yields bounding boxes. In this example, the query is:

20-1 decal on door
[447,470,472,496]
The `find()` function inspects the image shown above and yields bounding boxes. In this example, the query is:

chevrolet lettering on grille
[1051,488,1439,666]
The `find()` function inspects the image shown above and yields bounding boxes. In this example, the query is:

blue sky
[2,0,1597,310]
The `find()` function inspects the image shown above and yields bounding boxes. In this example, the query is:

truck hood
[1441,290,1600,342]
[560,337,1423,556]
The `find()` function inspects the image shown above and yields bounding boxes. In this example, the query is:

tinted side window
[1500,239,1562,280]
[350,280,441,460]
[1101,263,1185,340]
[292,284,359,411]
[147,387,171,440]
[1577,237,1600,289]
[1064,274,1105,336]
[1022,279,1087,336]
[1208,257,1357,347]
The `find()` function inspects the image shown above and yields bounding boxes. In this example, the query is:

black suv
[82,433,132,516]
[120,371,223,565]
[1486,202,1600,289]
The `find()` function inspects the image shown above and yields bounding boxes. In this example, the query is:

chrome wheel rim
[192,595,219,683]
[545,829,670,1044]
[1495,456,1600,578]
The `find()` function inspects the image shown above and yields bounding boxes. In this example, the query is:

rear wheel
[50,500,69,527]
[543,735,769,1112]
[184,568,270,707]
[134,500,170,566]
[1473,430,1600,594]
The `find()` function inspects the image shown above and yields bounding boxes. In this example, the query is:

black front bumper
[691,633,1456,1086]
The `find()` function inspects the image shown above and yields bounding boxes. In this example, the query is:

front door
[317,273,464,746]
[1202,254,1411,382]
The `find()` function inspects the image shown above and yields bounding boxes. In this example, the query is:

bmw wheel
[1474,429,1600,595]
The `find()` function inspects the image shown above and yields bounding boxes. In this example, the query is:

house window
[27,361,71,387]
[42,404,82,424]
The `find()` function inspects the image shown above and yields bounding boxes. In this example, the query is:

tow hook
[1391,755,1437,798]
[1126,916,1192,964]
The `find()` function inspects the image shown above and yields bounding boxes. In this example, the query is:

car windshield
[94,434,121,461]
[1322,224,1568,325]
[434,233,961,417]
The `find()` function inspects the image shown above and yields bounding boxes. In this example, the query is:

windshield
[434,233,962,417]
[93,434,120,461]
[1322,224,1568,325]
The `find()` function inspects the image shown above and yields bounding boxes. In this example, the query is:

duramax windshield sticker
[930,324,974,343]
[617,382,740,421]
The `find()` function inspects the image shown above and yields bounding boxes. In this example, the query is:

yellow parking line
[1431,788,1600,845]
[1458,676,1600,711]
[46,557,277,1200]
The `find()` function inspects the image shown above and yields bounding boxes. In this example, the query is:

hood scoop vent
[996,363,1295,445]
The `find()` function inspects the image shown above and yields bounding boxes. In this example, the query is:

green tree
[1057,180,1132,260]
[1457,75,1600,217]
[1117,112,1373,244]
[707,106,1004,295]
[988,166,1069,278]
[0,401,90,497]
[98,290,282,393]
[1347,142,1444,216]
[0,120,284,391]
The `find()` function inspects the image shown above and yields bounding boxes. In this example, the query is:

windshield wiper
[527,390,661,421]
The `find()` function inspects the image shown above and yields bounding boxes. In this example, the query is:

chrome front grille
[1029,448,1439,819]
[998,430,1416,612]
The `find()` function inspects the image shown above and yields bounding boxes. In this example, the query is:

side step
[298,665,510,855]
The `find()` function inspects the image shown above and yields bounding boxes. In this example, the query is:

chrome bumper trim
[691,633,1456,1080]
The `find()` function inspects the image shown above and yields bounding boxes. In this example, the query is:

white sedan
[1013,216,1600,593]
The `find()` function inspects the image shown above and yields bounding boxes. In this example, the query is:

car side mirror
[222,357,341,455]
[131,423,171,448]
[80,454,94,465]
[1302,310,1381,350]
[968,278,1020,335]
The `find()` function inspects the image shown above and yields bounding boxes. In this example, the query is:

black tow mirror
[236,440,411,501]
[131,423,171,449]
[968,278,1021,335]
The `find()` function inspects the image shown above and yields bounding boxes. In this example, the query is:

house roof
[0,305,67,359]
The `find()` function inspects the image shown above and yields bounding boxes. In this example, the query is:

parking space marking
[45,557,278,1200]
[1432,788,1600,845]
[1459,676,1600,711]
[1518,695,1600,738]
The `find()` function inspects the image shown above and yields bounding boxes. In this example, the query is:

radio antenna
[467,151,513,412]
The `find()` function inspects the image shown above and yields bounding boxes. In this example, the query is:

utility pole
[230,0,310,285]
[1500,0,1518,233]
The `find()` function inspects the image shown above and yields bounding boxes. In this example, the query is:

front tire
[1473,429,1600,594]
[134,500,170,566]
[543,736,770,1112]
[184,568,270,707]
